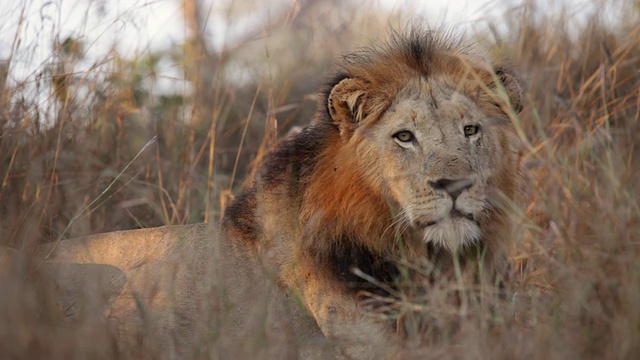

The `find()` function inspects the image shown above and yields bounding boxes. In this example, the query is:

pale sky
[1,0,502,60]
[0,0,619,90]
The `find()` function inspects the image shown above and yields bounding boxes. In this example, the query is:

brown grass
[1,0,639,358]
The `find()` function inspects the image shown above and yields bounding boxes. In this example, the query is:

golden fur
[223,28,524,357]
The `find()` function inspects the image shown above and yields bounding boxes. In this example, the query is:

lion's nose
[427,178,474,200]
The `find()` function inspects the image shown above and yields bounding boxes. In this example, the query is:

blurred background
[1,0,639,358]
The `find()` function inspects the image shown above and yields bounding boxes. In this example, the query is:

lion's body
[29,224,332,358]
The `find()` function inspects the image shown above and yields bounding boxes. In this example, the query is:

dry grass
[1,0,639,358]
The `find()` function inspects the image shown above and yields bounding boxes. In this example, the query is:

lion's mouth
[414,209,476,228]
[451,209,476,222]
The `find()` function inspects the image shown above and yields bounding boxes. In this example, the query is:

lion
[2,28,523,359]
[222,28,523,357]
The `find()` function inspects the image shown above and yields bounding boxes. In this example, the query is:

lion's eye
[393,130,414,143]
[463,124,480,137]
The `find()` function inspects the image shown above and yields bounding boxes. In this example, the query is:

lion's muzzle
[406,176,482,252]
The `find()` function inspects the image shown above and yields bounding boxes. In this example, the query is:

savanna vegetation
[1,0,639,358]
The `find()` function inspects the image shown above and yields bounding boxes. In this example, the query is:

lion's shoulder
[221,122,334,243]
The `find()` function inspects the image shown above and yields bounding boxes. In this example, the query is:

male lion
[222,28,523,358]
[4,28,523,359]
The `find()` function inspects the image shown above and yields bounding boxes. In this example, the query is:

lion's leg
[298,269,398,359]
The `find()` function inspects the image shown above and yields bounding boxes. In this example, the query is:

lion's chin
[419,216,481,253]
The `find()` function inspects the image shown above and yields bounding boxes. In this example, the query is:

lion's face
[351,76,519,253]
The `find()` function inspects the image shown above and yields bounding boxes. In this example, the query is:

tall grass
[1,0,639,358]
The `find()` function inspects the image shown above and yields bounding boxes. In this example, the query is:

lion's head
[301,30,523,264]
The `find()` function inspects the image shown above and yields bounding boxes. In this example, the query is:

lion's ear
[493,66,524,114]
[327,78,369,138]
